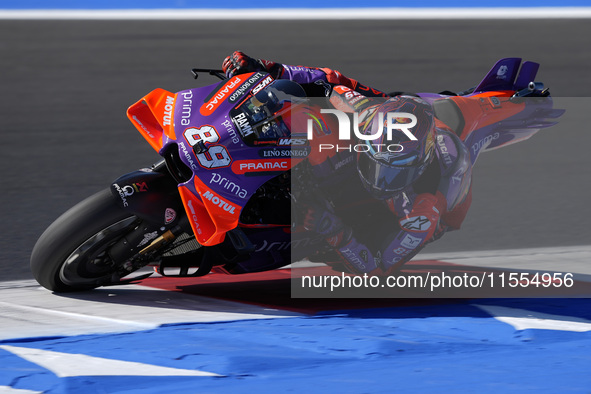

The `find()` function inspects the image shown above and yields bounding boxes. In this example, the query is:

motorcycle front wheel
[30,188,140,292]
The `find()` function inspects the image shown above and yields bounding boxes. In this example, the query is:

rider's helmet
[233,79,307,142]
[357,96,436,199]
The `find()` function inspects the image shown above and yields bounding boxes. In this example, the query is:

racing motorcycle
[30,57,563,292]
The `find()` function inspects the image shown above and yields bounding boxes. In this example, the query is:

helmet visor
[357,150,431,197]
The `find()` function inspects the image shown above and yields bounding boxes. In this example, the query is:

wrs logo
[306,109,418,153]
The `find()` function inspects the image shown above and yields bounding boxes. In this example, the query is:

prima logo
[179,91,193,126]
[209,172,248,199]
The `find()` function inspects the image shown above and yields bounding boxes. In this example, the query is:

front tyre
[31,189,139,292]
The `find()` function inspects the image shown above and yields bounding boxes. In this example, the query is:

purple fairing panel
[160,73,292,214]
[475,58,539,93]
[474,57,522,93]
[514,61,540,90]
[221,226,327,274]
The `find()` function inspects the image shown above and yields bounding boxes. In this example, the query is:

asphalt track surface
[1,19,590,281]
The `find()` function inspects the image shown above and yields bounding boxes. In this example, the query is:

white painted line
[0,301,159,330]
[0,345,222,377]
[474,304,591,332]
[0,386,42,394]
[0,281,300,340]
[1,7,591,20]
[0,245,588,340]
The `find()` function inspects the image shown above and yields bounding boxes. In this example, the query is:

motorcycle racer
[223,51,390,99]
[29,52,562,292]
[222,51,472,275]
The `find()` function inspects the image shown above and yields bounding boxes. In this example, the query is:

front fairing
[128,72,301,246]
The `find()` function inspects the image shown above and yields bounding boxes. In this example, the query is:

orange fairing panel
[178,185,220,246]
[127,89,176,152]
[178,177,242,246]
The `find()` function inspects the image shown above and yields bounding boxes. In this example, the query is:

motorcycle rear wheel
[30,189,139,292]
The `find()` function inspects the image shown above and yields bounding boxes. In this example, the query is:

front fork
[108,161,191,266]
[107,161,261,277]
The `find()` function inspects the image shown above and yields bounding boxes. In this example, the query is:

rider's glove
[300,190,351,248]
[300,190,381,274]
[303,200,344,239]
[222,51,279,78]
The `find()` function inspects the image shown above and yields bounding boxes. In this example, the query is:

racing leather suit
[232,57,473,275]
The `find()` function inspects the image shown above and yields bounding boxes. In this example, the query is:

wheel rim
[59,217,139,288]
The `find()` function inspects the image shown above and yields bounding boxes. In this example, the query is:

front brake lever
[191,68,226,80]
